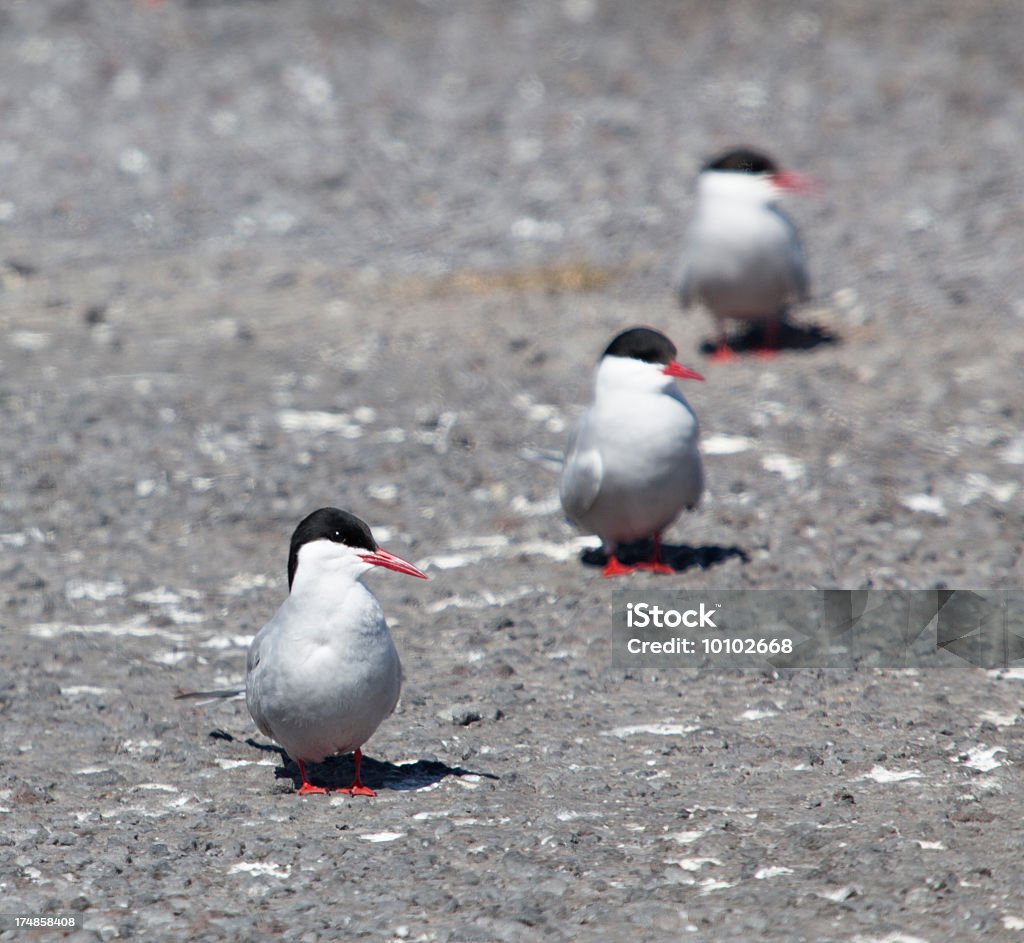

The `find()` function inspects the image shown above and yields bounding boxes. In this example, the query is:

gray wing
[559,414,604,524]
[775,205,811,302]
[790,236,810,302]
[244,622,275,740]
[673,248,695,309]
[245,627,263,676]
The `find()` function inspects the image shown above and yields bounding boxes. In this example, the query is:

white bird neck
[286,542,378,625]
[289,569,366,603]
[281,571,381,646]
[594,356,676,401]
[699,170,777,207]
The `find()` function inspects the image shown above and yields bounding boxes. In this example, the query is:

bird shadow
[698,318,838,356]
[580,539,749,574]
[236,736,496,793]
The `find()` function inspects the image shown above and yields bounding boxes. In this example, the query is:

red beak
[359,548,429,579]
[663,361,705,382]
[772,169,821,197]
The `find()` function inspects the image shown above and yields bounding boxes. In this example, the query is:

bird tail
[174,687,245,706]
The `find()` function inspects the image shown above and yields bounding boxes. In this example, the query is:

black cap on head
[288,507,377,589]
[602,327,677,366]
[703,147,778,175]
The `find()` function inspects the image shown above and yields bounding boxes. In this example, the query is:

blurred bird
[560,327,705,577]
[675,147,816,361]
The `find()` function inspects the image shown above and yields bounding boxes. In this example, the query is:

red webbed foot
[297,759,327,795]
[708,342,738,363]
[334,749,377,797]
[753,319,781,358]
[636,561,674,575]
[602,556,638,578]
[635,534,674,574]
[337,784,377,798]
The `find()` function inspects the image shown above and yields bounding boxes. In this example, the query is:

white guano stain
[603,723,699,738]
[277,409,364,437]
[755,866,794,880]
[30,617,187,643]
[762,453,805,482]
[979,709,1017,727]
[901,493,946,516]
[858,765,923,783]
[702,434,755,455]
[738,708,779,721]
[416,535,592,571]
[956,745,1007,772]
[228,862,291,879]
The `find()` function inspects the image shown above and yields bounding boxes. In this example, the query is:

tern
[179,508,427,797]
[559,327,705,577]
[675,146,815,360]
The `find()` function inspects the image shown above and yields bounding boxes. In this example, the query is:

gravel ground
[2,1,1024,941]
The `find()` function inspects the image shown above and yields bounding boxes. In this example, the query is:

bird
[559,327,705,577]
[245,507,427,796]
[174,509,427,795]
[675,146,816,361]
